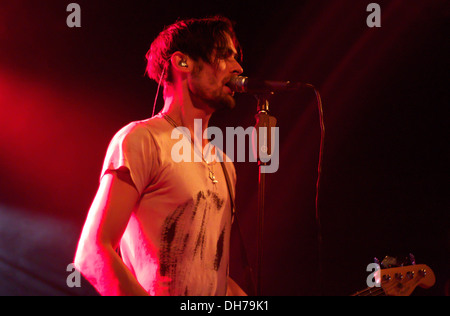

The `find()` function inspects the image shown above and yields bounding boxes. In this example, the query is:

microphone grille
[228,76,248,93]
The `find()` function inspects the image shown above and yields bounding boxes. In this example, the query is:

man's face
[188,33,243,111]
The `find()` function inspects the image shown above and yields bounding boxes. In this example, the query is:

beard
[208,91,236,110]
[189,66,236,111]
[189,82,236,111]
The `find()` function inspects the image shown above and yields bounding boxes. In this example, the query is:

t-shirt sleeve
[100,122,159,195]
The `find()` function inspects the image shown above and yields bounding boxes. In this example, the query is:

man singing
[74,16,246,296]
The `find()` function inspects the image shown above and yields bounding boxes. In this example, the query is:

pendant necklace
[163,114,218,185]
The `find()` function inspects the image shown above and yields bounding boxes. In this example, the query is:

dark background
[0,0,448,296]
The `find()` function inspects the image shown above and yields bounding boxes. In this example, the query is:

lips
[224,78,235,95]
[223,80,234,95]
[224,85,234,96]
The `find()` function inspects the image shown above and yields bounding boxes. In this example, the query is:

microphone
[227,76,309,94]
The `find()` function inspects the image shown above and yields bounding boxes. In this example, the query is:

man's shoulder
[114,115,169,140]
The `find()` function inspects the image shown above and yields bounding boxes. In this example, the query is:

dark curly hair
[145,16,242,84]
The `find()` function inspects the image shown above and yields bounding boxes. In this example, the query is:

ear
[170,51,192,73]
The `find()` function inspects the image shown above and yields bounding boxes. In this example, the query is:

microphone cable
[151,61,169,117]
[308,84,325,294]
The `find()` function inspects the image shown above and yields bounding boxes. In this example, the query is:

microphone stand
[253,94,277,296]
[245,82,323,295]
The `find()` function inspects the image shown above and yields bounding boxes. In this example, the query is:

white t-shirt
[100,114,236,296]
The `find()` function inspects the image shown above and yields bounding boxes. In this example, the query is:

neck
[161,85,213,147]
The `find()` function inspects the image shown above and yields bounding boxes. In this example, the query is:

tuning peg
[409,253,416,265]
[381,256,398,268]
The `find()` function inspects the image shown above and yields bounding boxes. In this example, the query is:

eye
[216,48,234,60]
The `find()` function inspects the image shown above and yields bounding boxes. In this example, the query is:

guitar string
[356,281,403,296]
[354,286,386,296]
[353,285,385,296]
[354,275,423,296]
[355,277,418,296]
[353,278,391,296]
[358,281,390,296]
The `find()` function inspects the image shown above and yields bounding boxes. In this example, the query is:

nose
[231,59,244,76]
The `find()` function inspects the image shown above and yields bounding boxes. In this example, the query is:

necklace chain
[162,113,218,184]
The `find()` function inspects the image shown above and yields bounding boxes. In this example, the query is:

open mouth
[225,86,234,96]
[224,79,235,95]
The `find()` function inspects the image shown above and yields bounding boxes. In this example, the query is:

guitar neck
[351,287,386,296]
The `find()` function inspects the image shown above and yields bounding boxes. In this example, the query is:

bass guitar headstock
[353,254,436,296]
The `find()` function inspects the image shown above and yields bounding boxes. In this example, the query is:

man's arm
[74,169,149,296]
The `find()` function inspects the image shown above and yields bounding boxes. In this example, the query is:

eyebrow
[217,47,238,59]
